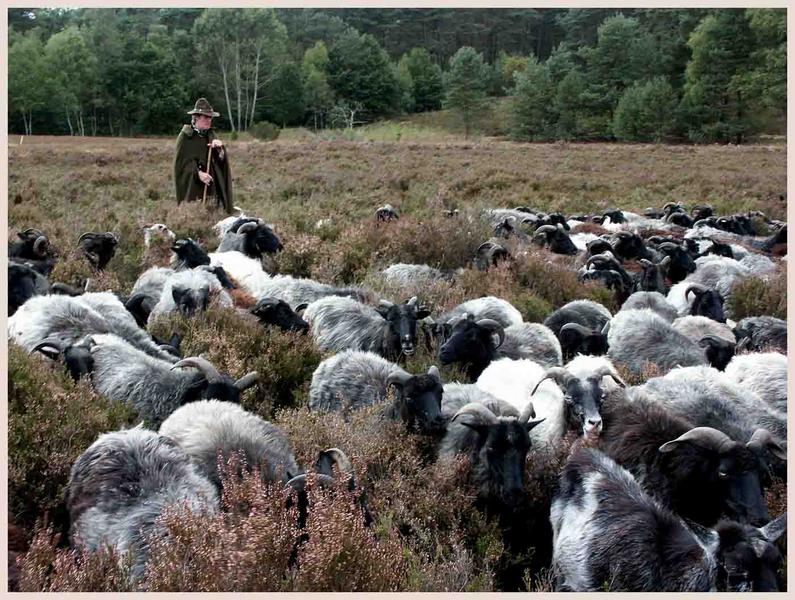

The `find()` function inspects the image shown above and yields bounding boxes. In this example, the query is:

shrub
[8,346,135,534]
[613,77,677,142]
[726,268,786,320]
[148,308,322,416]
[250,121,281,142]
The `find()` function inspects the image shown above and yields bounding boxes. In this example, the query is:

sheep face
[715,514,786,592]
[9,261,48,315]
[32,339,94,382]
[249,223,283,255]
[11,228,50,260]
[172,358,259,407]
[586,238,612,258]
[459,418,541,509]
[657,244,696,283]
[687,287,726,323]
[438,317,497,379]
[691,205,714,221]
[77,232,118,270]
[376,300,430,357]
[251,298,309,333]
[171,239,210,269]
[636,257,670,294]
[558,324,608,360]
[561,377,607,439]
[705,241,734,259]
[699,335,735,371]
[611,232,646,260]
[473,241,510,271]
[390,369,445,435]
[171,285,210,316]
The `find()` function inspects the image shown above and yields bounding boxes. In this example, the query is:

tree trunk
[249,46,261,129]
[66,110,74,136]
[220,58,235,132]
[235,44,242,133]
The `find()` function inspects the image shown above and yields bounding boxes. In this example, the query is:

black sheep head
[375,296,430,358]
[657,242,697,283]
[171,356,259,405]
[698,335,735,370]
[171,238,210,269]
[77,232,118,270]
[473,240,510,271]
[685,284,726,323]
[251,298,309,333]
[386,365,446,435]
[714,514,786,592]
[438,315,504,380]
[558,322,610,360]
[30,336,95,382]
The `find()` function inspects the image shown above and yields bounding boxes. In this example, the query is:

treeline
[8,8,785,142]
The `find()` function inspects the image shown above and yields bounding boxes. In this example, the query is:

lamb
[304,296,429,361]
[438,397,543,511]
[600,392,783,526]
[77,231,119,270]
[66,427,218,583]
[606,309,734,375]
[543,300,612,359]
[438,315,562,380]
[32,334,259,428]
[308,349,445,435]
[147,267,234,323]
[551,447,786,591]
[640,365,787,448]
[723,352,787,413]
[476,355,625,448]
[159,400,300,489]
[733,316,787,353]
[9,292,177,363]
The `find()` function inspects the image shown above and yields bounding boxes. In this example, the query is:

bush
[8,346,135,533]
[250,121,281,142]
[613,77,677,142]
[726,268,787,320]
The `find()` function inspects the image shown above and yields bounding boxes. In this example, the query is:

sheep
[550,447,786,592]
[640,365,787,447]
[147,267,234,323]
[32,334,259,428]
[543,300,612,360]
[217,220,283,258]
[304,296,429,361]
[375,203,399,221]
[609,230,649,261]
[250,298,309,333]
[438,316,562,380]
[472,239,511,271]
[441,382,516,418]
[380,263,462,287]
[124,266,175,327]
[600,392,783,526]
[212,209,254,238]
[159,400,300,489]
[724,352,787,413]
[9,227,50,261]
[8,260,51,316]
[439,398,543,511]
[171,238,211,270]
[652,241,697,283]
[733,316,787,353]
[66,427,218,583]
[308,350,445,435]
[77,231,119,270]
[634,256,671,294]
[607,308,734,375]
[476,355,625,447]
[438,296,524,330]
[532,223,578,255]
[671,315,736,348]
[9,292,177,363]
[667,281,726,322]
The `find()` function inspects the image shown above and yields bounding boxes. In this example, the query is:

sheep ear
[684,519,719,551]
[416,306,431,319]
[32,344,62,361]
[294,302,309,315]
[459,421,489,436]
[759,513,786,543]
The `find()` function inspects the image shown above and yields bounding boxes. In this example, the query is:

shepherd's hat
[187,98,220,117]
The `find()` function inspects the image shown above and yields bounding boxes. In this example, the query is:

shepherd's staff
[201,143,213,205]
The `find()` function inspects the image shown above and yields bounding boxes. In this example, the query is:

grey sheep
[308,349,445,435]
[619,291,679,322]
[66,427,218,583]
[304,295,429,361]
[671,315,736,347]
[147,267,233,323]
[734,316,787,353]
[380,263,462,287]
[723,352,787,413]
[640,365,787,447]
[438,296,524,329]
[159,399,300,489]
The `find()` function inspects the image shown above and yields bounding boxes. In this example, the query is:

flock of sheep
[7,198,788,591]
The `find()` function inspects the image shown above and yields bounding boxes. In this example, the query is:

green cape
[173,124,233,213]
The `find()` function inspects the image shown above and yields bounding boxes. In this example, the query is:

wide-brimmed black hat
[187,98,220,117]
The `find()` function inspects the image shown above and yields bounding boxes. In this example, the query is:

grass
[6,128,788,591]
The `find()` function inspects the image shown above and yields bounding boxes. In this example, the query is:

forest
[7,8,786,142]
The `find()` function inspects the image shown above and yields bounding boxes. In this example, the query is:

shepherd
[174,97,233,214]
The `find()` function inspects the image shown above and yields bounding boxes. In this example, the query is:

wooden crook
[202,143,213,205]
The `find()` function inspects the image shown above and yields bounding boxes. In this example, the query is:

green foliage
[726,269,787,321]
[264,61,306,127]
[496,51,529,95]
[326,29,400,118]
[395,60,416,113]
[444,47,489,138]
[250,121,281,141]
[613,77,677,142]
[509,56,552,141]
[302,44,334,130]
[399,48,444,112]
[8,31,49,134]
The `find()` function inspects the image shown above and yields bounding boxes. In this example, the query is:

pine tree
[399,48,443,112]
[613,77,677,142]
[509,56,552,141]
[444,46,488,138]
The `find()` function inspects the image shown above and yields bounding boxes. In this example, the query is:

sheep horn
[234,371,260,391]
[759,513,787,543]
[106,232,119,243]
[294,302,309,314]
[685,283,709,299]
[170,356,222,383]
[613,231,634,239]
[560,323,593,338]
[658,426,736,455]
[316,447,354,478]
[601,320,611,336]
[476,319,505,348]
[21,227,44,237]
[30,338,65,356]
[659,255,671,268]
[658,242,680,253]
[285,473,335,492]
[531,367,574,395]
[747,429,786,461]
[452,402,498,425]
[590,365,626,388]
[476,241,497,252]
[33,236,48,256]
[427,365,441,380]
[237,222,258,234]
[76,232,96,245]
[406,296,418,306]
[639,259,653,268]
[379,299,395,308]
[386,369,413,389]
[519,401,536,423]
[534,225,557,236]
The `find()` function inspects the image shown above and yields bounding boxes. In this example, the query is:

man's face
[195,114,212,129]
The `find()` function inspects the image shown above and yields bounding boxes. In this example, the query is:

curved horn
[534,225,557,236]
[30,338,65,356]
[759,513,787,543]
[659,255,671,268]
[658,242,680,253]
[106,232,119,243]
[406,296,418,306]
[476,241,497,252]
[237,221,258,234]
[476,319,505,348]
[318,447,354,477]
[234,371,260,391]
[285,472,335,492]
[747,429,786,461]
[519,401,536,423]
[560,322,593,338]
[21,227,44,237]
[658,426,736,454]
[33,236,48,256]
[386,370,413,389]
[590,365,626,388]
[294,302,309,314]
[378,299,395,308]
[685,283,708,299]
[639,259,653,268]
[452,402,498,425]
[76,232,96,245]
[531,367,574,395]
[170,356,222,383]
[427,365,441,380]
